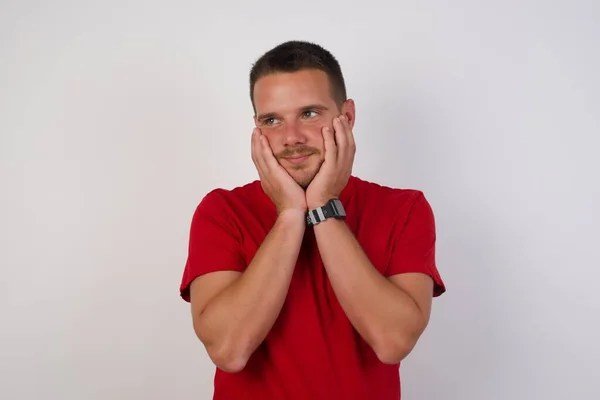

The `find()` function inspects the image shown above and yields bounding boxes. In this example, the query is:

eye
[263,117,277,125]
[302,110,318,118]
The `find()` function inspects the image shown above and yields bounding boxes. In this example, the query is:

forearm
[197,211,305,370]
[313,219,426,363]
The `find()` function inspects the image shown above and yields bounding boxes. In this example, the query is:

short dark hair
[249,40,347,112]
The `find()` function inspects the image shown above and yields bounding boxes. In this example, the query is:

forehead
[253,69,334,114]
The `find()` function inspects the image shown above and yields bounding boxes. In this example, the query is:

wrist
[307,197,338,210]
[306,198,346,226]
[276,209,307,226]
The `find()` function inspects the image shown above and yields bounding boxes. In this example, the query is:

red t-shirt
[180,175,446,399]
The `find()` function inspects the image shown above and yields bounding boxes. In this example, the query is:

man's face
[253,69,354,188]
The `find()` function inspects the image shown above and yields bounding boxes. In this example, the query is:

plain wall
[1,1,599,399]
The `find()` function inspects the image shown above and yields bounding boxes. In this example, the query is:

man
[180,40,446,399]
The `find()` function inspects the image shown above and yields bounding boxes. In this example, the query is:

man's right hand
[192,134,308,371]
[251,128,307,215]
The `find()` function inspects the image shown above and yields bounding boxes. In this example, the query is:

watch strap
[306,199,346,226]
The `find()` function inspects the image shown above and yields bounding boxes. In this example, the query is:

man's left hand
[306,114,356,209]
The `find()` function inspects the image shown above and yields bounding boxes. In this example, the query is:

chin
[289,170,316,189]
[281,159,322,189]
[292,175,312,189]
[298,180,311,190]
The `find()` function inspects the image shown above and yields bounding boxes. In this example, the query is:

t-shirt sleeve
[385,191,446,297]
[179,190,246,302]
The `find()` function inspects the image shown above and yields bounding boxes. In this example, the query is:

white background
[1,1,599,399]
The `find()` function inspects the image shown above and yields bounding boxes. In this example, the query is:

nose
[282,121,307,147]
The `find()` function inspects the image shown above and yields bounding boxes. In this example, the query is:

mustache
[276,146,321,159]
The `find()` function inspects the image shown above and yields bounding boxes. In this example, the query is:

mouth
[283,154,312,165]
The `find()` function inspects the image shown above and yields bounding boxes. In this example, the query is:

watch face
[306,199,346,226]
[331,199,346,217]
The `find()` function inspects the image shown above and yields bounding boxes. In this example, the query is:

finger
[251,129,262,167]
[332,116,347,156]
[252,129,270,178]
[259,134,281,171]
[259,135,276,174]
[341,114,356,150]
[322,126,337,165]
[337,115,355,167]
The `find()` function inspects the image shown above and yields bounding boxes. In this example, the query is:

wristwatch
[306,199,346,226]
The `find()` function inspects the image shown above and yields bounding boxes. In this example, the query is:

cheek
[306,125,325,143]
[306,130,324,154]
[259,130,282,154]
[261,128,280,143]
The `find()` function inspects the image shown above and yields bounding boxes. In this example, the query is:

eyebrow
[301,104,329,113]
[256,104,330,121]
[256,112,278,122]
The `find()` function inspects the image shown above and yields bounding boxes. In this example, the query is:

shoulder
[190,180,275,235]
[196,180,264,213]
[352,176,431,215]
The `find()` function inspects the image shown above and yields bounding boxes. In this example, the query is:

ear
[341,99,356,129]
